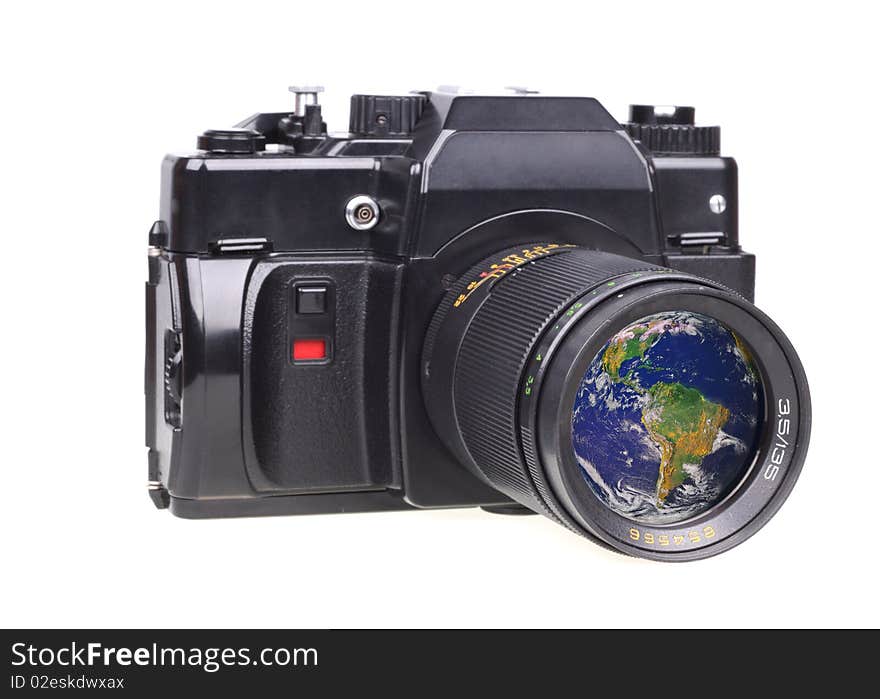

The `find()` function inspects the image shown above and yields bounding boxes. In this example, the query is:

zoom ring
[452,249,661,516]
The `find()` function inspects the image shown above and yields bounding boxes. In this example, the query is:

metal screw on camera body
[709,194,727,214]
[345,195,380,231]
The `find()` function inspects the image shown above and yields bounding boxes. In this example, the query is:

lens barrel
[422,244,810,560]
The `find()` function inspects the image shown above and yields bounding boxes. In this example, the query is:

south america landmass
[640,382,729,503]
[600,323,730,507]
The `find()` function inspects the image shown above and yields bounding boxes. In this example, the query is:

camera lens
[422,244,810,560]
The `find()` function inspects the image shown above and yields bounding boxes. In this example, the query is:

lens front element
[573,311,764,525]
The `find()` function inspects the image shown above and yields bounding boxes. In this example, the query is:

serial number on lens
[628,526,717,546]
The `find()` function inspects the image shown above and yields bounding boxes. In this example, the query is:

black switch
[297,286,327,315]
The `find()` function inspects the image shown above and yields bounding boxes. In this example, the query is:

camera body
[146,88,753,519]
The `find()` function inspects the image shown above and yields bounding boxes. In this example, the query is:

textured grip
[624,123,720,155]
[349,94,425,137]
[450,249,660,511]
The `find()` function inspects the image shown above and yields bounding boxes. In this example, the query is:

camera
[145,86,810,560]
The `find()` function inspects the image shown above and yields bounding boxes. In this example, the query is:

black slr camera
[145,86,810,560]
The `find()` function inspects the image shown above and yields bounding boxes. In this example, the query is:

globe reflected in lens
[572,311,764,524]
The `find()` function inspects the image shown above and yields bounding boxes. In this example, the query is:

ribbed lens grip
[423,246,661,516]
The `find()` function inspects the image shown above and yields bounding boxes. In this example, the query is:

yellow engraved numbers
[453,244,576,308]
[501,243,572,266]
[628,525,719,547]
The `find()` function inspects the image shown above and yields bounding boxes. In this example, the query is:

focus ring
[451,249,661,512]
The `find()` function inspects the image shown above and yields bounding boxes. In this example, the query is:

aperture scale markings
[520,271,654,399]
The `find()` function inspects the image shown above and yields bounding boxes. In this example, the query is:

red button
[292,338,327,361]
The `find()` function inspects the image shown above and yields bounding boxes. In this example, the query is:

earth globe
[571,310,764,524]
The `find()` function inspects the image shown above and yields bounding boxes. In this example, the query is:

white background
[2,1,877,628]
